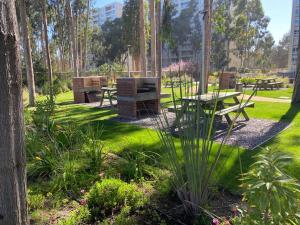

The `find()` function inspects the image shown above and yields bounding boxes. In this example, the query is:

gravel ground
[112,112,290,150]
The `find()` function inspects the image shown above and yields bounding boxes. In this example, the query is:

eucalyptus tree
[19,0,36,106]
[0,0,28,224]
[232,0,270,68]
[41,0,54,101]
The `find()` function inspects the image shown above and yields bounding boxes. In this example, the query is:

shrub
[56,205,90,225]
[103,206,138,225]
[87,178,147,220]
[240,77,256,85]
[28,192,46,211]
[238,148,300,224]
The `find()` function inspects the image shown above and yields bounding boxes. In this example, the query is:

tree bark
[83,0,90,71]
[292,27,300,103]
[66,0,79,77]
[204,0,211,93]
[150,0,156,77]
[41,0,54,101]
[139,0,147,77]
[156,0,162,79]
[0,1,28,224]
[19,0,36,106]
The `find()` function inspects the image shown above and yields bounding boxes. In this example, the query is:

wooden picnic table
[254,78,282,90]
[169,92,254,130]
[100,87,117,107]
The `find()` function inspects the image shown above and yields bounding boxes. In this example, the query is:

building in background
[162,0,201,67]
[288,0,300,73]
[95,2,123,26]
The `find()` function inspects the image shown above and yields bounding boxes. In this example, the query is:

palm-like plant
[240,148,300,224]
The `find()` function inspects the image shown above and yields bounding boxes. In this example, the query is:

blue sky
[94,0,293,44]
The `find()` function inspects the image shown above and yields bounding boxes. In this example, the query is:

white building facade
[95,2,123,26]
[289,0,300,73]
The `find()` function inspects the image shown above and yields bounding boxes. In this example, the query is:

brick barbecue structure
[117,77,160,119]
[73,76,108,103]
[219,72,236,90]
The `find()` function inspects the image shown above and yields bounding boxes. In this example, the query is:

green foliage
[32,97,55,130]
[87,178,147,220]
[103,206,138,225]
[118,145,160,181]
[56,206,90,225]
[27,192,46,211]
[239,148,300,224]
[240,77,256,85]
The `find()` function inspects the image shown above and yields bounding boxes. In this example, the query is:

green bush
[87,178,147,220]
[238,148,300,224]
[28,192,46,211]
[240,77,256,85]
[56,205,90,225]
[102,206,138,225]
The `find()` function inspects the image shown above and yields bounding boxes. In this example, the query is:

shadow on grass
[215,103,300,193]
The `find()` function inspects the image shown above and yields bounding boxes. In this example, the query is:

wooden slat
[216,102,254,116]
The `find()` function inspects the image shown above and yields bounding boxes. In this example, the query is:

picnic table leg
[233,96,250,121]
[218,101,233,125]
[170,101,189,132]
[108,91,113,107]
[100,90,105,107]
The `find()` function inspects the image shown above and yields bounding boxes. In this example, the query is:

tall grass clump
[156,71,255,216]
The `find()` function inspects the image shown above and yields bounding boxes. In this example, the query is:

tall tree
[255,32,274,71]
[83,0,90,71]
[271,33,290,68]
[66,0,79,77]
[139,0,147,76]
[156,0,162,78]
[293,27,300,103]
[41,0,54,101]
[0,0,28,224]
[202,0,212,93]
[19,0,36,106]
[150,0,157,77]
[232,0,269,68]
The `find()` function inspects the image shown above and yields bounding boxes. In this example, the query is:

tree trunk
[156,0,162,79]
[83,0,90,71]
[19,0,36,106]
[204,0,211,93]
[66,0,79,77]
[292,23,300,103]
[0,1,28,224]
[150,0,156,77]
[41,0,54,101]
[139,0,147,77]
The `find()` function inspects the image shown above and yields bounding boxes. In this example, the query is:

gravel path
[112,112,290,150]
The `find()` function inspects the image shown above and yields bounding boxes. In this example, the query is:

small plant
[27,192,46,211]
[119,147,160,181]
[103,206,138,225]
[87,178,147,220]
[239,148,300,224]
[240,77,256,86]
[56,205,90,225]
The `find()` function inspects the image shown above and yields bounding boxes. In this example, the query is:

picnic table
[99,87,117,107]
[168,92,254,130]
[254,78,282,90]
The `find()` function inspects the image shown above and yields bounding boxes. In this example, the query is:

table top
[101,87,117,91]
[182,92,241,103]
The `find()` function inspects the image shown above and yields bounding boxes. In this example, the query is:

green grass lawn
[244,88,293,99]
[40,89,300,194]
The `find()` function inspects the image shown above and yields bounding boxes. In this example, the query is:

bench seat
[215,102,255,116]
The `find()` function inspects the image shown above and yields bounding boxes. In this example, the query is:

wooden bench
[267,82,282,90]
[215,102,255,116]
